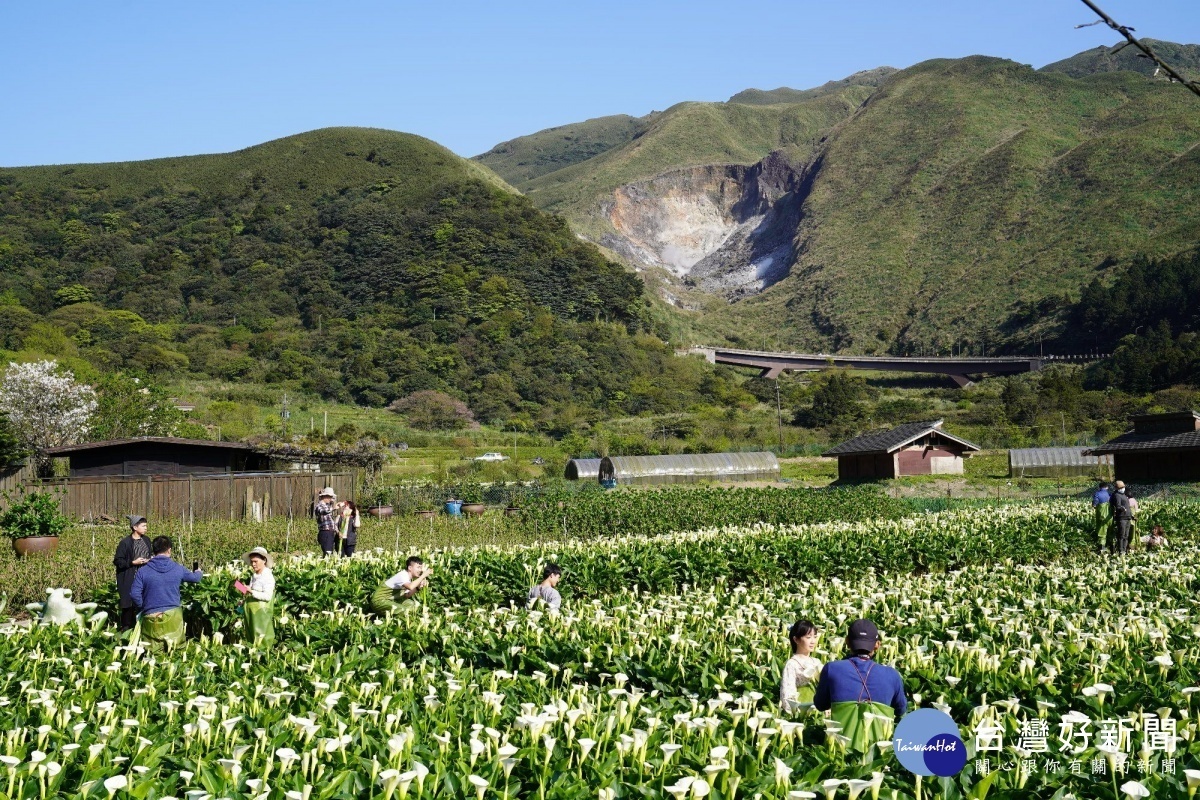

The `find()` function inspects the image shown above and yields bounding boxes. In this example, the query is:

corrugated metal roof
[823,420,980,457]
[564,458,602,480]
[598,452,779,484]
[1008,448,1111,469]
[44,437,258,455]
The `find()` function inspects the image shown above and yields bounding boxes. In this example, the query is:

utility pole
[281,393,289,439]
[323,410,328,437]
[775,379,784,455]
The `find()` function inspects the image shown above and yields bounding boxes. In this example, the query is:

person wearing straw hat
[314,487,339,556]
[234,546,276,646]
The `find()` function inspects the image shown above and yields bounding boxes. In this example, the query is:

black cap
[128,514,147,528]
[847,618,880,652]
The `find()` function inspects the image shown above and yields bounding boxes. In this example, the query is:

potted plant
[411,483,437,518]
[2,488,68,557]
[362,483,396,519]
[504,484,529,516]
[459,479,486,516]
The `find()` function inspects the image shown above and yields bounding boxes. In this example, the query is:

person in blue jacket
[814,619,907,752]
[130,536,202,649]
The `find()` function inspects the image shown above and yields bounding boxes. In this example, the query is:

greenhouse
[1008,447,1113,478]
[564,458,603,481]
[596,452,779,486]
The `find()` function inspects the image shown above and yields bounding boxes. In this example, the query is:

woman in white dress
[780,620,822,713]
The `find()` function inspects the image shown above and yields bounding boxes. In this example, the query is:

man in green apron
[130,536,203,651]
[813,619,908,754]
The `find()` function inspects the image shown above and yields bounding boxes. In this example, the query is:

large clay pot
[367,505,394,519]
[414,510,436,519]
[462,503,486,516]
[504,506,521,517]
[13,536,59,557]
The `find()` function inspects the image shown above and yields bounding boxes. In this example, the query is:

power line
[1075,0,1200,100]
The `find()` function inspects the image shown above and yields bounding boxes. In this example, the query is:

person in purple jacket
[130,536,202,649]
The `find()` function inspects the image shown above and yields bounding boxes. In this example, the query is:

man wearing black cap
[813,619,908,752]
[113,515,152,631]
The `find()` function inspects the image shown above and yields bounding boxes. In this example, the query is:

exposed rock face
[598,151,805,298]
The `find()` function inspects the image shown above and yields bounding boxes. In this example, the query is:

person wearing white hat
[234,546,276,645]
[314,487,339,556]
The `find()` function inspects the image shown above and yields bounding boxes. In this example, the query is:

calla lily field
[2,497,1200,798]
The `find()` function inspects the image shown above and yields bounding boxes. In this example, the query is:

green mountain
[478,47,1200,355]
[1041,38,1200,81]
[0,127,742,428]
[473,114,655,185]
[727,67,897,105]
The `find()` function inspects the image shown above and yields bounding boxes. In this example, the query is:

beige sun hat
[244,546,274,568]
[319,487,337,499]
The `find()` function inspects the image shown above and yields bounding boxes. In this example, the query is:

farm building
[26,437,354,521]
[824,420,979,480]
[1008,448,1113,479]
[597,452,779,486]
[43,437,272,478]
[564,458,602,481]
[1087,411,1200,482]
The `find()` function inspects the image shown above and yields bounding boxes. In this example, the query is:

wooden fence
[14,471,357,522]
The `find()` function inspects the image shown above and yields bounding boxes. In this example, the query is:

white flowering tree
[0,360,97,469]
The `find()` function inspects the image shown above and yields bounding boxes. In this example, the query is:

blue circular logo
[892,709,966,777]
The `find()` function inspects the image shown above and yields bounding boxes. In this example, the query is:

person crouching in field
[130,536,202,650]
[527,563,563,612]
[1142,525,1168,551]
[780,620,822,713]
[234,547,276,646]
[371,556,431,614]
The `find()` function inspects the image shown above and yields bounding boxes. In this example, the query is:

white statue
[26,588,109,630]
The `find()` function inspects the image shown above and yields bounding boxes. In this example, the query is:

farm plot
[2,502,1200,798]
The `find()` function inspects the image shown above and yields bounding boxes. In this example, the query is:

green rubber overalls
[1094,503,1112,552]
[244,599,275,646]
[370,583,405,615]
[829,658,896,754]
[137,607,185,651]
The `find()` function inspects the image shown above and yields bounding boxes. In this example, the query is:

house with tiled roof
[823,419,980,480]
[1087,411,1200,482]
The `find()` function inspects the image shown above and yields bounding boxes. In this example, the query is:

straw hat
[319,487,337,499]
[244,546,274,568]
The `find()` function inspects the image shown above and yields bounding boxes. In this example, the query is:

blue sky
[2,0,1198,166]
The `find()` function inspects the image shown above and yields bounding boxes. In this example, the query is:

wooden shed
[824,420,979,480]
[1087,411,1200,482]
[43,437,271,478]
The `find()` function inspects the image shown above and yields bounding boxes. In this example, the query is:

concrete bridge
[683,347,1080,387]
